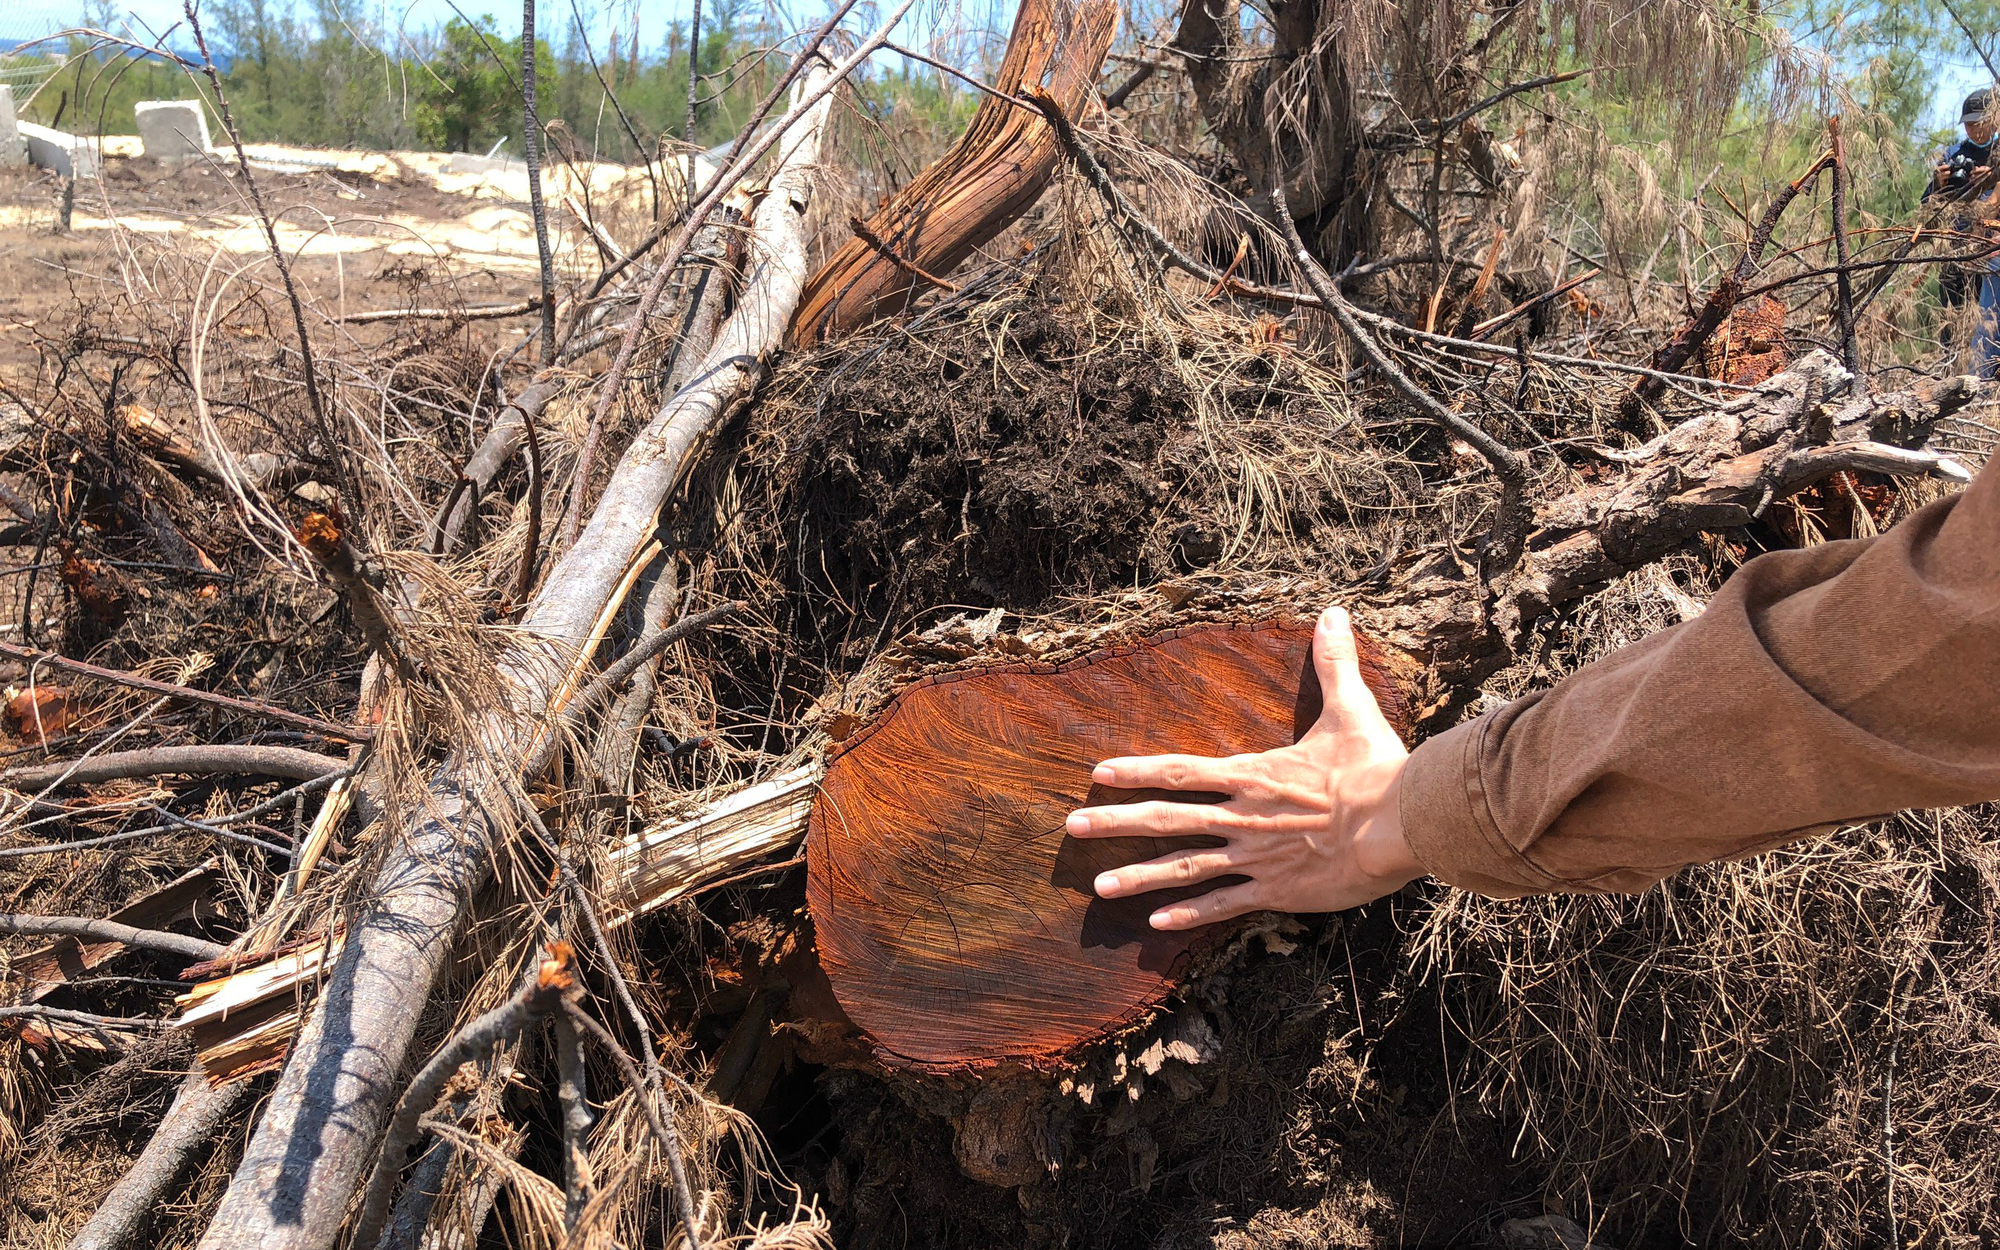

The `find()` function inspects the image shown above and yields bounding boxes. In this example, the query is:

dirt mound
[741,297,1424,622]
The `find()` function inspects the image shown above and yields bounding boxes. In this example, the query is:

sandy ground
[0,143,682,372]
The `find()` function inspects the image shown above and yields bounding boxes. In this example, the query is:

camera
[1947,150,1983,193]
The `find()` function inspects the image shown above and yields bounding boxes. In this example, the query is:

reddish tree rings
[806,620,1406,1069]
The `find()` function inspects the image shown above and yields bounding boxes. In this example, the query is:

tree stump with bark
[808,619,1404,1068]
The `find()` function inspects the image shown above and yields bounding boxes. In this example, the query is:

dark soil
[777,303,1188,610]
[735,300,1423,635]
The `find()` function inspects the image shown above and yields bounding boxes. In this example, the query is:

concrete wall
[134,99,211,164]
[18,121,98,178]
[0,86,26,168]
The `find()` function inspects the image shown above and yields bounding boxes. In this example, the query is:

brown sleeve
[1399,454,2000,897]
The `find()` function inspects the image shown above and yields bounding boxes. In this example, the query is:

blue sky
[6,0,712,46]
[1,0,1990,133]
[1,0,990,56]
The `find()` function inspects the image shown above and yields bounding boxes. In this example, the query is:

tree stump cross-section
[807,619,1404,1069]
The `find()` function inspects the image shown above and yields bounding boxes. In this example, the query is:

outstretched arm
[1072,453,2000,925]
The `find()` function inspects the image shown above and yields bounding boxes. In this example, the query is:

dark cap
[1966,87,1994,123]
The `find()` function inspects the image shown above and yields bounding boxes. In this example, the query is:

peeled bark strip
[192,65,836,1250]
[789,0,1117,345]
[809,622,1403,1068]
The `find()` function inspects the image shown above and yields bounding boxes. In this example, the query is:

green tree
[415,15,552,153]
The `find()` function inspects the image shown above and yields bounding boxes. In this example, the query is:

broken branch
[347,944,577,1250]
[0,642,371,742]
[0,913,226,962]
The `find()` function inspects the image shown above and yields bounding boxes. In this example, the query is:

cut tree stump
[807,619,1404,1069]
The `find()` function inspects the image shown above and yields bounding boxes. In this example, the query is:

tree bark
[1172,0,1370,254]
[789,0,1117,344]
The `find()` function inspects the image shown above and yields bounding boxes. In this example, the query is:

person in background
[1925,88,2000,371]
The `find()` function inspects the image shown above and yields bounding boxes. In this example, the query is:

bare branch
[0,913,225,962]
[0,641,371,742]
[0,744,345,791]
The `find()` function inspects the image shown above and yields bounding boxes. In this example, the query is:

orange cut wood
[807,621,1403,1069]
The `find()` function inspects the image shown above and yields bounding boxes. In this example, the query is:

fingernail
[1066,812,1090,835]
[1148,910,1173,929]
[1092,763,1116,784]
[1093,872,1119,897]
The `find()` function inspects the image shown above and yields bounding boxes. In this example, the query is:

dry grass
[1408,561,2000,1249]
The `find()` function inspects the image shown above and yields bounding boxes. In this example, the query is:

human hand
[1065,606,1425,931]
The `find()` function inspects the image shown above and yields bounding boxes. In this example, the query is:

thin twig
[1739,242,2000,301]
[1103,57,1159,109]
[558,0,892,548]
[513,792,706,1248]
[560,998,705,1247]
[1468,268,1599,340]
[501,403,544,616]
[1883,973,1902,1250]
[143,804,295,856]
[1423,67,1594,135]
[1939,0,2000,85]
[0,641,371,742]
[520,600,742,780]
[1618,148,1835,422]
[0,744,345,791]
[522,0,558,364]
[1267,168,1530,573]
[1031,92,1745,394]
[0,770,349,860]
[0,1004,164,1032]
[1828,115,1863,388]
[848,217,960,292]
[182,2,357,520]
[683,0,703,187]
[337,299,540,324]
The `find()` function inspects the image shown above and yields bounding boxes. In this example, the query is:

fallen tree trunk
[190,63,838,1250]
[810,621,1404,1068]
[788,0,1117,345]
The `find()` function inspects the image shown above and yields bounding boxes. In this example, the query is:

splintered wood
[787,0,1118,344]
[173,765,822,1080]
[806,620,1404,1069]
